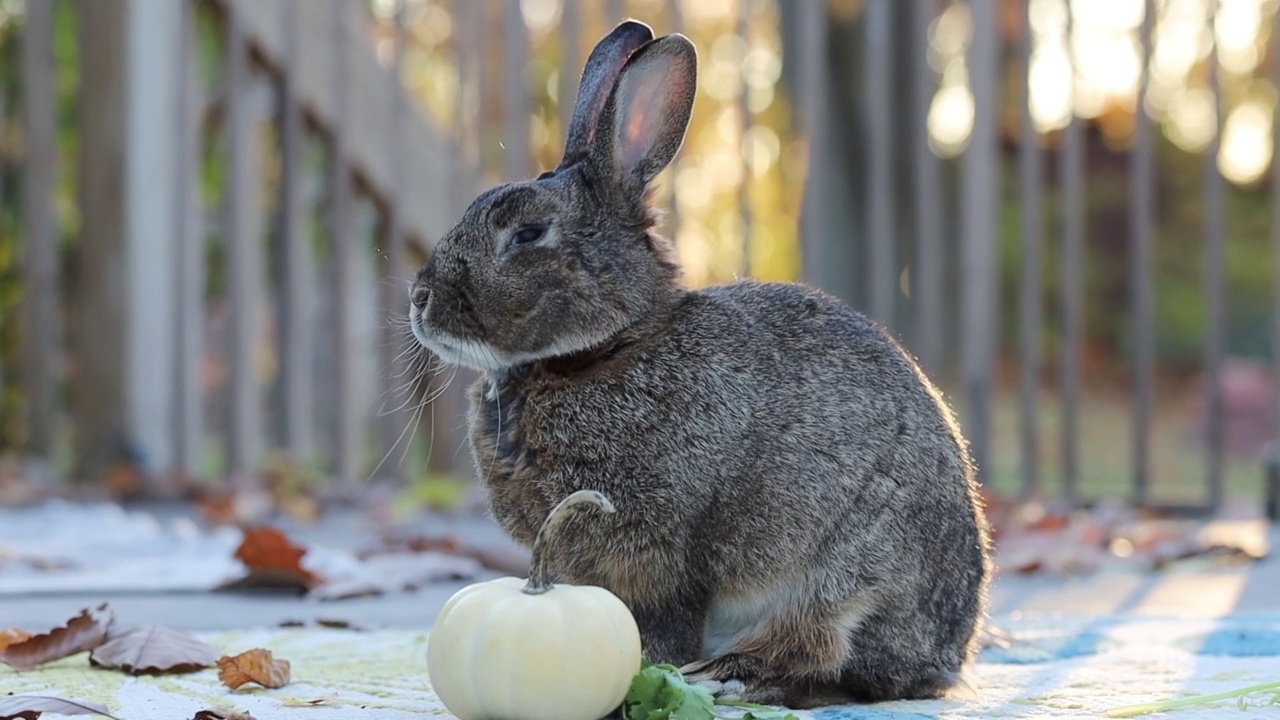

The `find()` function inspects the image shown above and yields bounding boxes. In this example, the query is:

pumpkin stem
[523,489,616,595]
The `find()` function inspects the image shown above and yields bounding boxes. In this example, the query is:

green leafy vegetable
[621,660,799,720]
[1106,679,1280,717]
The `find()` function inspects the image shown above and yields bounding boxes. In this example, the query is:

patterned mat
[2,613,1278,719]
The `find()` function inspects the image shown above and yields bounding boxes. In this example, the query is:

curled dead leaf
[219,527,321,593]
[279,693,337,707]
[0,604,114,671]
[0,627,33,652]
[191,710,257,720]
[89,625,220,675]
[216,648,291,690]
[0,695,118,719]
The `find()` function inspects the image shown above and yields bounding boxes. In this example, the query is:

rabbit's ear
[561,21,655,165]
[594,34,697,194]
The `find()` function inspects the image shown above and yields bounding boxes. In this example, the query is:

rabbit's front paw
[686,677,746,700]
[680,652,762,698]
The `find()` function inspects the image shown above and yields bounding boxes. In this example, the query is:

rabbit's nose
[410,283,430,312]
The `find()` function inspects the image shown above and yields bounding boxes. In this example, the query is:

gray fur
[409,20,992,709]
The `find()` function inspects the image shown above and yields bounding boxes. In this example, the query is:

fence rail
[2,0,1279,519]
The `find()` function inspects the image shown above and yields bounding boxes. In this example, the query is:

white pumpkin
[427,490,642,720]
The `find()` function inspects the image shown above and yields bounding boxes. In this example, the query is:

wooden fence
[3,0,1279,518]
[5,0,463,493]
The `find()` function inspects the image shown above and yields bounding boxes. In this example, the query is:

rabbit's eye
[511,225,548,247]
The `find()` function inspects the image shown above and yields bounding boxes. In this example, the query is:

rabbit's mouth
[409,302,504,372]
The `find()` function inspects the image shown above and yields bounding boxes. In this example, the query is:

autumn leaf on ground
[0,603,114,671]
[279,693,337,707]
[308,552,480,600]
[88,625,220,675]
[217,526,321,593]
[0,695,119,719]
[217,648,291,690]
[191,710,256,720]
[0,627,33,652]
[315,618,367,631]
[362,533,532,575]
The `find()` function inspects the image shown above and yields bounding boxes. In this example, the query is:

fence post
[865,0,894,327]
[173,0,205,483]
[278,0,314,465]
[910,0,941,376]
[796,1,831,296]
[330,0,359,489]
[1017,0,1043,499]
[19,0,59,473]
[1060,3,1084,505]
[376,0,410,485]
[503,0,529,180]
[124,0,183,483]
[74,0,182,486]
[223,1,265,487]
[73,0,128,484]
[960,0,999,483]
[1202,0,1226,513]
[1130,0,1156,506]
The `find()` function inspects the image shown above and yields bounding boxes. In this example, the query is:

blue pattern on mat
[978,630,1113,664]
[1179,624,1280,656]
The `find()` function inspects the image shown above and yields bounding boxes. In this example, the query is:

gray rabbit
[409,20,992,709]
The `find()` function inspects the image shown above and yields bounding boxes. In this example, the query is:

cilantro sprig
[621,660,799,720]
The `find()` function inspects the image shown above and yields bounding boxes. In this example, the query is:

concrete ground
[2,502,1277,633]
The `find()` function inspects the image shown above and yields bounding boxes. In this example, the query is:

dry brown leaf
[191,710,256,720]
[279,694,337,707]
[363,533,531,575]
[88,625,220,675]
[0,627,33,652]
[0,604,114,671]
[217,648,291,690]
[219,526,321,593]
[468,544,532,575]
[0,694,118,719]
[315,618,367,631]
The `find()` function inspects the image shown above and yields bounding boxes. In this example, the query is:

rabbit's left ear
[592,34,697,194]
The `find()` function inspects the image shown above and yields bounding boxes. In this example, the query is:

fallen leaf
[0,695,118,719]
[308,552,481,600]
[0,627,33,652]
[374,535,464,557]
[0,604,114,671]
[315,618,367,631]
[279,694,337,707]
[468,544,532,575]
[89,625,220,674]
[217,648,291,690]
[219,526,321,593]
[361,534,531,574]
[191,710,256,720]
[195,488,274,527]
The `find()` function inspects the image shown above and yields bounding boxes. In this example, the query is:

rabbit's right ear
[591,34,697,196]
[560,21,655,166]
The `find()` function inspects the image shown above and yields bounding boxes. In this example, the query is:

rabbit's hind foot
[681,652,858,709]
